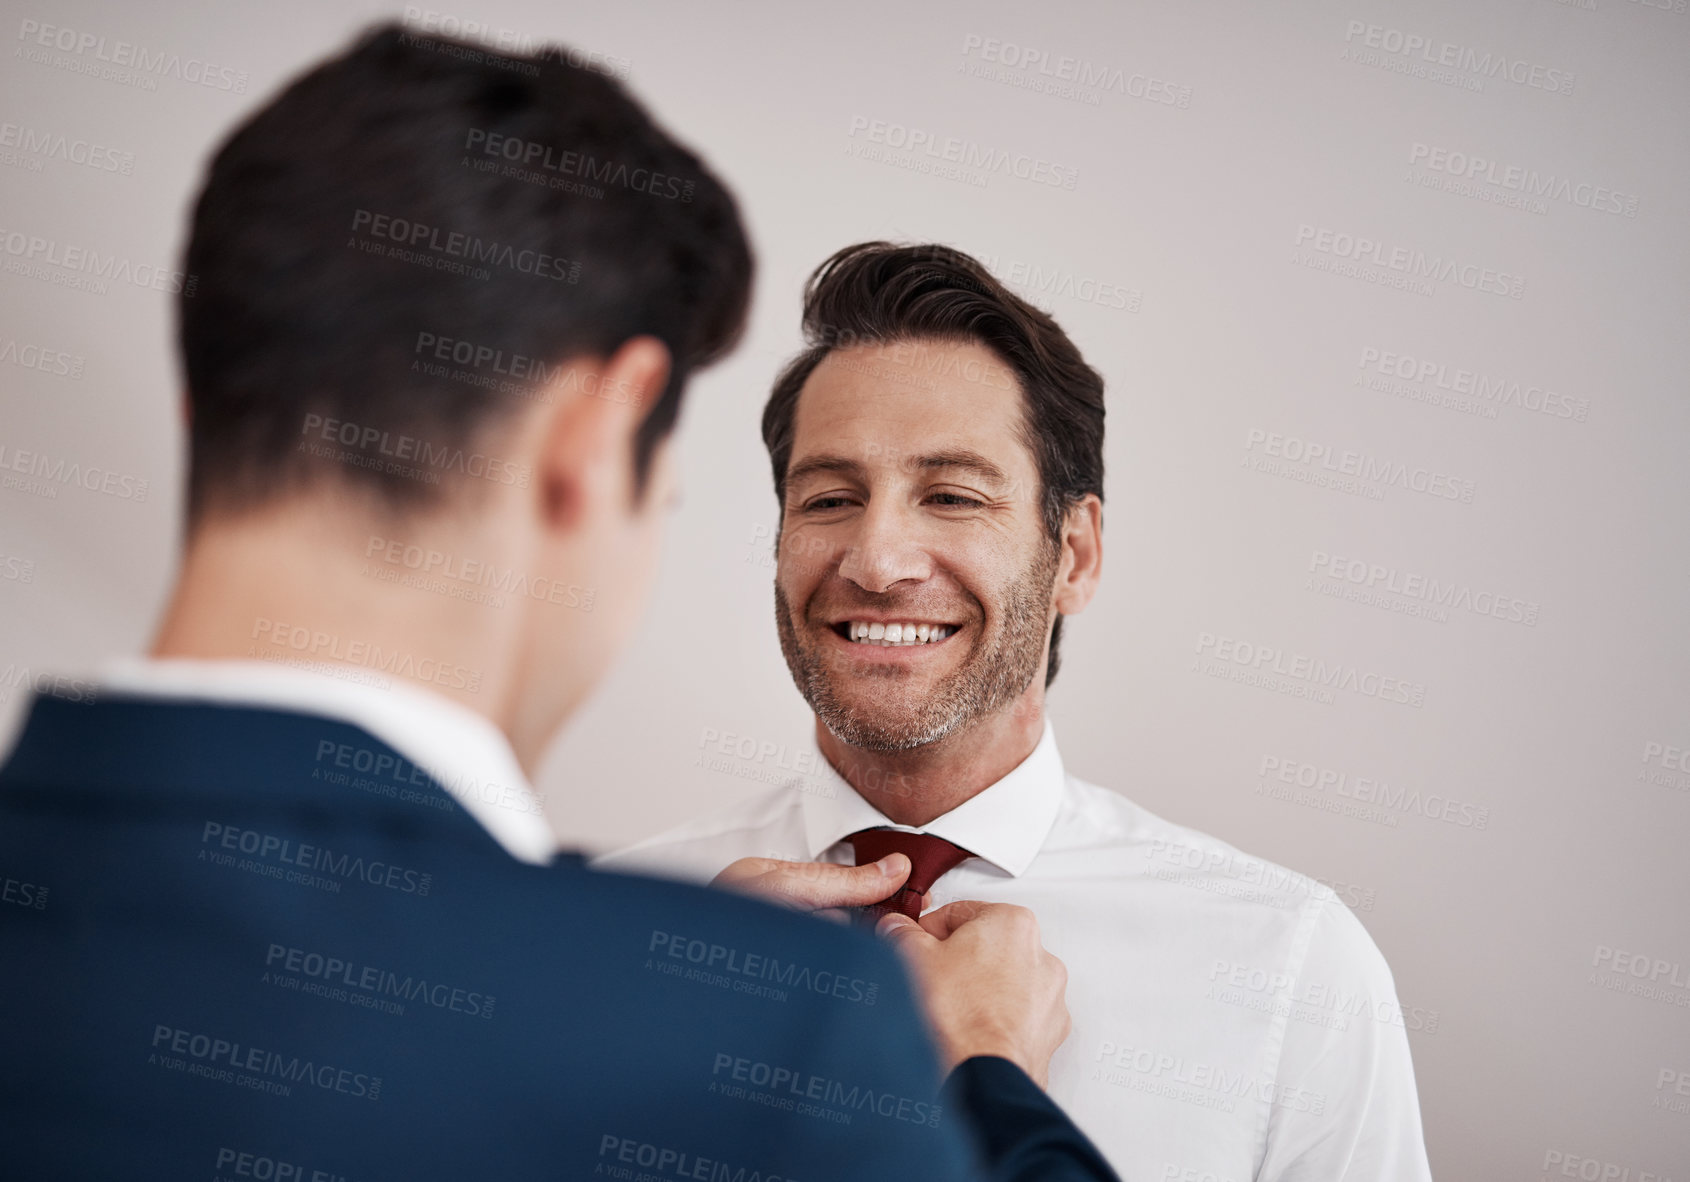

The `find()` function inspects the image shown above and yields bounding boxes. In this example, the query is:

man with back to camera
[600,242,1437,1180]
[0,30,1120,1181]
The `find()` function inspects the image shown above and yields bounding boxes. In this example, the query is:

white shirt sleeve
[1256,898,1435,1181]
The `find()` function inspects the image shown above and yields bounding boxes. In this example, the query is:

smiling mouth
[830,620,959,647]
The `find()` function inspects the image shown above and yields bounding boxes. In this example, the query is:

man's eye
[804,496,853,511]
[929,493,984,507]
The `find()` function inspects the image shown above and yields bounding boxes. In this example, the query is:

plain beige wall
[2,0,1687,1175]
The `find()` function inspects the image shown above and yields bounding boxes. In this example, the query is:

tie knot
[847,828,975,921]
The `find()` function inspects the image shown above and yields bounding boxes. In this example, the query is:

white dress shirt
[92,657,560,865]
[599,721,1434,1181]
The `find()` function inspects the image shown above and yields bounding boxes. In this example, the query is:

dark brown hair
[761,242,1105,687]
[180,24,751,525]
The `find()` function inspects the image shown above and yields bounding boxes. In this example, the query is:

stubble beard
[774,540,1059,753]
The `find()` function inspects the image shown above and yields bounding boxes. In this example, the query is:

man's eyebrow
[913,449,1011,486]
[784,455,865,488]
[784,449,1011,488]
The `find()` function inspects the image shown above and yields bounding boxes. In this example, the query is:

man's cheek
[781,531,837,582]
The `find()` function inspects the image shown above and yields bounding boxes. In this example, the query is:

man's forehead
[791,339,1029,466]
[805,337,1018,401]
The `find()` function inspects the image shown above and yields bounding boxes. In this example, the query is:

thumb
[787,853,911,910]
[734,853,911,911]
[914,898,991,940]
[875,910,939,955]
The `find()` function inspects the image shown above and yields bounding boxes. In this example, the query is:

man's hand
[878,902,1071,1089]
[710,854,912,923]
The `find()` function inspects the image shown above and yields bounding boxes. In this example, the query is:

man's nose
[834,503,931,593]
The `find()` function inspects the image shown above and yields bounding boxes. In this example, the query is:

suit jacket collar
[0,693,539,865]
[94,657,558,864]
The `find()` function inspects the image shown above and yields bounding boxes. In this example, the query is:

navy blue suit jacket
[0,695,1116,1181]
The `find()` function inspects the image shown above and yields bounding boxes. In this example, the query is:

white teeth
[842,621,954,646]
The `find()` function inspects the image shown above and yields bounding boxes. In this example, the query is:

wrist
[945,1036,1038,1084]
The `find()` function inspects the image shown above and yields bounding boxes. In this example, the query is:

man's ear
[1052,494,1103,615]
[536,337,671,534]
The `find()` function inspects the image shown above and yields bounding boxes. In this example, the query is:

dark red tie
[848,828,975,922]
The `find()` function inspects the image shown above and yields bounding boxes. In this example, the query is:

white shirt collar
[95,656,560,865]
[799,719,1066,877]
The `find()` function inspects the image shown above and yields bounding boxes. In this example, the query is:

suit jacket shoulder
[0,696,976,1180]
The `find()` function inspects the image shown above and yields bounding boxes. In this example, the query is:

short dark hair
[179,24,752,525]
[760,242,1105,688]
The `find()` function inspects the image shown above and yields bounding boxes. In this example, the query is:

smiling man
[602,242,1436,1180]
[769,330,1073,822]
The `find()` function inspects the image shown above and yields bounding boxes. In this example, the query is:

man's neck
[816,695,1047,827]
[150,499,531,759]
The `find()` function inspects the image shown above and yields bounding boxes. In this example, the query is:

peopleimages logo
[1206,957,1442,1034]
[649,929,878,1005]
[363,534,595,612]
[400,7,632,78]
[0,121,134,173]
[1196,631,1427,707]
[264,943,495,1019]
[201,821,433,896]
[15,19,249,93]
[1656,1068,1690,1116]
[1309,549,1540,627]
[149,1024,379,1100]
[958,33,1192,108]
[249,617,483,694]
[0,336,84,378]
[846,116,1079,190]
[299,413,530,489]
[349,209,581,283]
[1642,742,1690,776]
[1258,754,1491,830]
[981,255,1141,312]
[0,665,97,705]
[0,442,148,501]
[412,330,643,407]
[596,1136,794,1182]
[1408,143,1638,218]
[696,726,825,781]
[1541,1150,1680,1182]
[1590,945,1690,1009]
[1340,21,1575,95]
[463,130,694,201]
[1,871,49,911]
[1357,347,1589,422]
[710,1052,940,1127]
[1295,225,1524,299]
[1092,1040,1326,1115]
[1243,428,1476,504]
[213,1147,349,1182]
[0,553,36,583]
[0,226,193,295]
